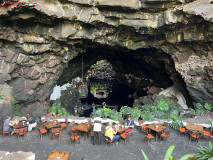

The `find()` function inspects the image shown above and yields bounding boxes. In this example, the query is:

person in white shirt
[93,113,102,145]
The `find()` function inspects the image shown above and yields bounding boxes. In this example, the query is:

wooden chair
[14,127,28,139]
[160,129,171,143]
[51,127,62,140]
[179,127,186,137]
[103,134,113,147]
[203,130,211,141]
[69,131,80,147]
[2,131,10,137]
[120,132,130,145]
[141,125,148,133]
[144,131,154,145]
[60,123,67,130]
[1,123,10,137]
[189,131,201,143]
[37,128,47,140]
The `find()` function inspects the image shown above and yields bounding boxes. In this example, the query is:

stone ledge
[0,151,35,160]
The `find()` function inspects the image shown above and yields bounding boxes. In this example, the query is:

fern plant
[195,142,213,160]
[10,98,22,117]
[48,101,70,117]
[141,145,194,160]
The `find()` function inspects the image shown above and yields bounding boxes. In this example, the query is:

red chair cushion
[203,131,210,136]
[3,131,9,134]
[54,131,61,135]
[141,125,147,129]
[61,123,66,127]
[72,127,76,131]
[161,133,169,138]
[40,129,47,133]
[179,128,186,132]
[120,133,126,138]
[145,134,153,139]
[71,136,80,140]
[190,134,199,138]
[18,132,24,135]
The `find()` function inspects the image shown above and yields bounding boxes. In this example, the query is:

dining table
[13,121,29,129]
[147,123,166,141]
[47,151,70,160]
[43,120,60,130]
[186,123,203,132]
[113,124,126,134]
[75,123,93,140]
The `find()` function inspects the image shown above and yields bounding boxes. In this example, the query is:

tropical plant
[170,121,179,130]
[195,142,213,160]
[11,98,22,117]
[189,108,196,115]
[90,108,122,121]
[141,111,155,121]
[157,98,170,111]
[0,94,5,100]
[195,103,203,110]
[120,106,132,116]
[48,101,70,117]
[204,102,212,111]
[141,145,194,160]
[110,109,122,121]
[130,107,141,120]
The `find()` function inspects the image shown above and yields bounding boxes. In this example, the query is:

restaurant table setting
[147,123,166,141]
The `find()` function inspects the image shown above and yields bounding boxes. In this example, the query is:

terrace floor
[0,125,211,160]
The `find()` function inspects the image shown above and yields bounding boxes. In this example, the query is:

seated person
[26,113,37,132]
[3,115,15,135]
[105,122,120,145]
[125,115,134,133]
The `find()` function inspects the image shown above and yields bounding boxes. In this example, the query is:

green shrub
[120,106,132,116]
[48,101,70,117]
[157,98,170,111]
[195,103,203,110]
[195,142,213,160]
[141,145,194,160]
[11,98,22,117]
[170,121,179,130]
[0,94,5,100]
[189,108,196,115]
[204,102,212,111]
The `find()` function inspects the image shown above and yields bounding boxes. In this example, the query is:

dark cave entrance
[57,43,193,117]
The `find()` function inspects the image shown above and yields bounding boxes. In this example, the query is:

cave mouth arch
[56,43,192,116]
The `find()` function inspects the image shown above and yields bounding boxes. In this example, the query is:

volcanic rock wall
[0,0,212,115]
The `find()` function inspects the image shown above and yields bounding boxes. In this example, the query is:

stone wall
[0,0,212,114]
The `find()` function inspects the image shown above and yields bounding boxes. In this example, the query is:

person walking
[93,113,102,145]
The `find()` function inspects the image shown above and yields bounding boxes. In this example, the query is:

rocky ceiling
[0,0,213,114]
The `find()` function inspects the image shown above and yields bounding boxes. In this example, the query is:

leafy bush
[157,98,170,111]
[140,98,180,122]
[11,98,22,117]
[0,94,5,100]
[90,108,122,121]
[48,101,70,117]
[120,106,132,116]
[195,103,203,110]
[141,111,155,121]
[141,145,194,160]
[204,102,212,111]
[195,142,213,160]
[170,121,179,130]
[189,108,196,115]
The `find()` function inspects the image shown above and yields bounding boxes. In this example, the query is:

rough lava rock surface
[0,0,212,113]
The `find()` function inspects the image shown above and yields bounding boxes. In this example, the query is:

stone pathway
[0,126,211,160]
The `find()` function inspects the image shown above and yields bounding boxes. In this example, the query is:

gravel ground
[0,125,211,160]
